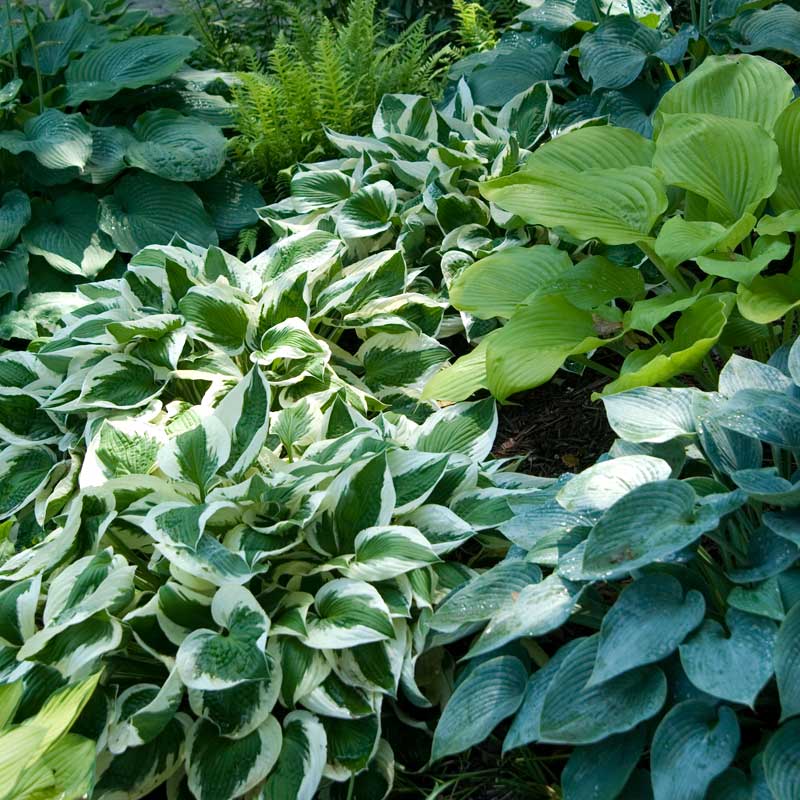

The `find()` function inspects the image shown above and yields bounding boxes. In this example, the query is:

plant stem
[346,775,355,800]
[637,241,691,293]
[19,0,44,112]
[571,354,619,379]
[589,0,604,22]
[3,0,18,79]
[783,308,798,345]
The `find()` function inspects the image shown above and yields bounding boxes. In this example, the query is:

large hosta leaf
[589,574,705,685]
[730,5,800,59]
[22,193,114,277]
[561,728,647,800]
[21,10,106,75]
[772,99,800,213]
[654,54,794,133]
[653,114,780,222]
[764,719,800,800]
[604,292,735,395]
[127,109,226,182]
[557,455,672,514]
[483,294,612,401]
[431,656,527,761]
[651,701,740,800]
[775,601,800,721]
[449,245,571,319]
[524,125,656,174]
[466,574,580,658]
[194,169,264,240]
[581,480,744,579]
[0,190,31,250]
[0,110,91,171]
[539,636,667,744]
[483,166,667,245]
[679,609,778,706]
[65,35,199,104]
[99,172,217,253]
[579,16,664,90]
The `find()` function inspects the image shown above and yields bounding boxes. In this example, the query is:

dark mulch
[492,370,615,478]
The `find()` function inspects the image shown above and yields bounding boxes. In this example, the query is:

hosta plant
[427,54,800,401]
[450,0,800,134]
[255,84,556,369]
[426,339,800,798]
[0,0,261,340]
[0,234,550,799]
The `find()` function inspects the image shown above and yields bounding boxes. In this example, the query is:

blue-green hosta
[451,0,800,133]
[427,339,800,798]
[0,235,553,798]
[427,54,800,402]
[0,1,262,340]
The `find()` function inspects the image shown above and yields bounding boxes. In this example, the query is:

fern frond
[236,226,259,259]
[314,19,360,136]
[453,0,498,52]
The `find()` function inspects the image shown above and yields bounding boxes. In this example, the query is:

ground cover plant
[426,340,800,798]
[0,0,261,341]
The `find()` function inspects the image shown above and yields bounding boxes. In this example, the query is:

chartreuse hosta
[0,1,261,340]
[424,54,800,402]
[0,236,551,799]
[427,338,800,798]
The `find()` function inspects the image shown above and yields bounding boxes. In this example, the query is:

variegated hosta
[0,242,549,798]
[426,339,800,799]
[256,84,551,348]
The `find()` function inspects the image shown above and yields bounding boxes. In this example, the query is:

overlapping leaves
[0,233,545,799]
[0,4,259,340]
[429,341,800,797]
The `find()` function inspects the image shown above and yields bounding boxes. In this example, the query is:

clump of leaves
[254,85,553,384]
[432,54,800,402]
[447,0,800,140]
[0,228,554,798]
[426,339,800,798]
[0,0,262,341]
[228,0,456,188]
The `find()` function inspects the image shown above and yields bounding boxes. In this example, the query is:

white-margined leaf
[213,366,270,480]
[187,715,281,800]
[158,415,231,496]
[261,710,327,800]
[304,579,395,649]
[176,584,272,691]
[343,526,440,581]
